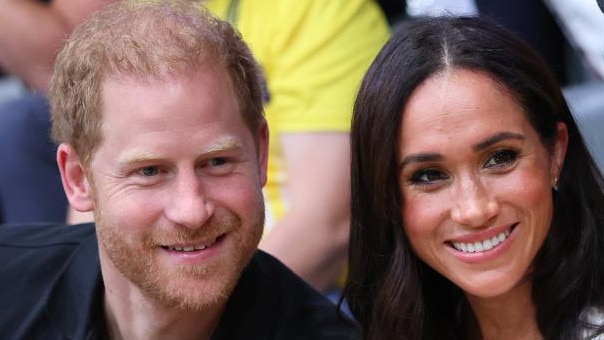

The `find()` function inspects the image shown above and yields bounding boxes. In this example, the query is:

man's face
[89,65,267,311]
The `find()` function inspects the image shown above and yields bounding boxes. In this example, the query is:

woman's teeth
[451,229,511,253]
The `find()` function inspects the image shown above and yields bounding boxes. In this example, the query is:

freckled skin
[88,65,268,312]
[398,69,566,301]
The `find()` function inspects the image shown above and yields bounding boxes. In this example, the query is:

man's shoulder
[215,250,357,340]
[0,222,97,286]
[254,251,357,338]
[0,222,97,276]
[251,251,339,309]
[0,221,95,247]
[0,221,98,288]
[0,222,101,339]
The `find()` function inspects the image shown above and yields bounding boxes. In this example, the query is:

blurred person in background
[543,0,604,172]
[0,2,355,338]
[200,0,390,292]
[0,0,117,223]
[1,0,390,295]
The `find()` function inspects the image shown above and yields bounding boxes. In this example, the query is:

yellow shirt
[206,0,390,228]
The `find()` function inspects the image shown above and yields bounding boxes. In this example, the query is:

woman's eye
[411,169,448,184]
[484,149,518,169]
[137,166,159,177]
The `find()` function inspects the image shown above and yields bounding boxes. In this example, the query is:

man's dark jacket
[0,223,356,339]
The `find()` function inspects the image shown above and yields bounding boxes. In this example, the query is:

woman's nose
[450,176,499,227]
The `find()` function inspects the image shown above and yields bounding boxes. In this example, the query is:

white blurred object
[0,77,28,106]
[564,82,604,172]
[544,0,604,79]
[407,0,478,17]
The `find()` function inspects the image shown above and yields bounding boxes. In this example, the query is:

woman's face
[397,69,567,299]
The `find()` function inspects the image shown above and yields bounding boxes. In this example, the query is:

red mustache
[145,214,240,247]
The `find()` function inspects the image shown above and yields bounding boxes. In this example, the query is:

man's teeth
[168,242,213,252]
[451,229,511,253]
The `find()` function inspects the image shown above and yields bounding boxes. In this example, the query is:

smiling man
[0,1,353,339]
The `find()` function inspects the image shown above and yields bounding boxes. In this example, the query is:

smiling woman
[399,68,566,300]
[343,16,604,340]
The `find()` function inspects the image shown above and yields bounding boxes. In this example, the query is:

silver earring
[553,177,559,191]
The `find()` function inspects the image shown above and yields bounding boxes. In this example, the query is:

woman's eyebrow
[399,153,443,169]
[398,132,525,169]
[473,132,525,152]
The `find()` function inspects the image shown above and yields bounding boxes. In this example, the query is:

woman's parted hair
[49,0,264,167]
[345,16,604,340]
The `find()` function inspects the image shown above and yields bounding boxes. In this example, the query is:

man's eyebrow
[119,137,243,165]
[119,151,162,165]
[202,137,243,154]
[473,132,525,151]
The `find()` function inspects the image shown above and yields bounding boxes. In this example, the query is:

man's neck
[103,280,225,340]
[100,258,225,340]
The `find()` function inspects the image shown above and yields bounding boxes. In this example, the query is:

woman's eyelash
[484,149,519,168]
[407,149,519,185]
[410,168,448,184]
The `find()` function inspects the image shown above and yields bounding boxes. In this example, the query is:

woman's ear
[551,122,569,181]
[56,143,95,212]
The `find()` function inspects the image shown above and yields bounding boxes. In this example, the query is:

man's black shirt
[0,223,355,339]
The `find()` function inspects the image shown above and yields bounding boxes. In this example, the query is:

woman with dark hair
[343,16,604,340]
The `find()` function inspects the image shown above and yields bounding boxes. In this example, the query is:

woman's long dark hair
[344,16,604,340]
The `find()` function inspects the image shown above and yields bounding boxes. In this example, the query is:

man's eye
[208,157,228,167]
[411,169,448,184]
[137,166,159,177]
[484,150,518,169]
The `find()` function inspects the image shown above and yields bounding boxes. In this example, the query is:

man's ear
[257,119,269,187]
[57,143,95,212]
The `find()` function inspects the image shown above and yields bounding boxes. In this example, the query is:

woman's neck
[464,282,542,340]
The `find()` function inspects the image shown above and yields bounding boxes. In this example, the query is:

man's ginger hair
[50,0,264,167]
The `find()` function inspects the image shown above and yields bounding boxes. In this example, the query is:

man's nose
[164,170,214,229]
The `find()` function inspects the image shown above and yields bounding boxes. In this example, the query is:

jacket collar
[41,225,275,340]
[45,227,106,339]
